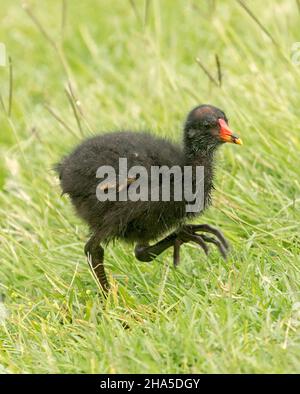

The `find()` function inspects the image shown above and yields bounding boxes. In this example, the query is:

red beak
[218,118,242,145]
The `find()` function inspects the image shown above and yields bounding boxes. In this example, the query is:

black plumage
[56,104,242,294]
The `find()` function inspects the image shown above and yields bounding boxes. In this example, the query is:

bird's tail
[53,161,66,196]
[53,161,63,180]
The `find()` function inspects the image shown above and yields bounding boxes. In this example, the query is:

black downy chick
[56,104,242,294]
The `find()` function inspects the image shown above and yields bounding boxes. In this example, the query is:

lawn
[0,0,300,373]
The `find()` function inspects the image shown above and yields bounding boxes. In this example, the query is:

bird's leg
[173,239,182,267]
[135,230,209,267]
[84,234,110,295]
[135,224,229,268]
[135,233,177,262]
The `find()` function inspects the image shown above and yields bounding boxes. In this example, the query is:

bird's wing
[98,176,137,192]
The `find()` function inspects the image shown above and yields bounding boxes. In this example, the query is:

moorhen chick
[56,104,242,294]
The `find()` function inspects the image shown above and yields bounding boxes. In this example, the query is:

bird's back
[56,131,187,243]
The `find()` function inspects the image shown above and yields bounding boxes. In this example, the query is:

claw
[201,234,228,259]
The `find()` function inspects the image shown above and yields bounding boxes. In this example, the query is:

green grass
[0,0,300,373]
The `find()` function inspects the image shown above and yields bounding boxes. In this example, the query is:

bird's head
[184,104,242,154]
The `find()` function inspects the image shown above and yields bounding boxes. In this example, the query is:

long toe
[187,234,209,256]
[189,224,230,250]
[201,234,228,259]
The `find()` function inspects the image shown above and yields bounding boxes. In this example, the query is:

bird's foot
[173,224,229,267]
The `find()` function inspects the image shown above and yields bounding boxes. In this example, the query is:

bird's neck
[184,144,217,168]
[183,145,218,211]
